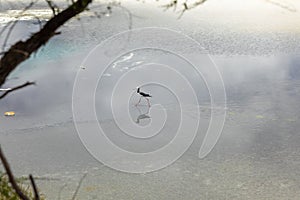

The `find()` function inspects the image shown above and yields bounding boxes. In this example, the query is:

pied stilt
[135,87,152,106]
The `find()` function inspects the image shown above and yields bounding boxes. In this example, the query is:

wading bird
[135,87,152,106]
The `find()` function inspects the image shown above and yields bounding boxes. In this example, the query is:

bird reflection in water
[135,105,151,124]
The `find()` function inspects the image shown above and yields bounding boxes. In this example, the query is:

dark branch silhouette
[161,0,208,18]
[0,81,35,99]
[71,173,87,200]
[0,0,93,88]
[1,0,38,52]
[0,0,212,98]
[0,145,30,200]
[29,174,40,200]
[45,0,60,16]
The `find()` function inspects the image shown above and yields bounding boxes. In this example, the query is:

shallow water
[1,52,300,199]
[1,1,300,199]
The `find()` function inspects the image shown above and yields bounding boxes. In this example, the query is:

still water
[1,1,300,199]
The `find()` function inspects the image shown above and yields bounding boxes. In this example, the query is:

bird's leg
[146,98,151,107]
[146,104,150,114]
[135,96,142,106]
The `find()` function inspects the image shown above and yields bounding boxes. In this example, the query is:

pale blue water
[0,2,300,199]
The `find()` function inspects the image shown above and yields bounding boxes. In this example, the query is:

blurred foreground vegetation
[0,171,43,200]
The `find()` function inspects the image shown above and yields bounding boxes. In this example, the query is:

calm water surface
[0,1,300,199]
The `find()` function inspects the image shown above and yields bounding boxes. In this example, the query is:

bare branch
[0,145,31,200]
[115,4,132,30]
[0,81,35,99]
[29,174,40,200]
[58,183,68,200]
[1,0,38,52]
[0,0,93,87]
[177,0,208,18]
[160,0,208,18]
[161,0,177,11]
[45,0,60,16]
[71,173,87,200]
[265,0,296,12]
[32,15,44,30]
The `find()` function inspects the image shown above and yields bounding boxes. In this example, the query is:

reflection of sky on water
[1,49,299,131]
[1,49,300,176]
[1,4,300,198]
[1,49,300,198]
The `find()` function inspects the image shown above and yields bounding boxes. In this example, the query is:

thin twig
[115,4,132,30]
[45,0,60,16]
[0,81,35,99]
[0,145,30,200]
[177,0,207,18]
[57,183,67,200]
[21,175,60,181]
[33,15,43,30]
[0,0,93,87]
[29,174,40,200]
[160,0,207,18]
[1,0,38,51]
[161,0,177,11]
[71,173,87,200]
[265,0,296,12]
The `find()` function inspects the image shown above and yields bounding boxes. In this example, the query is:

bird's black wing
[140,92,152,97]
